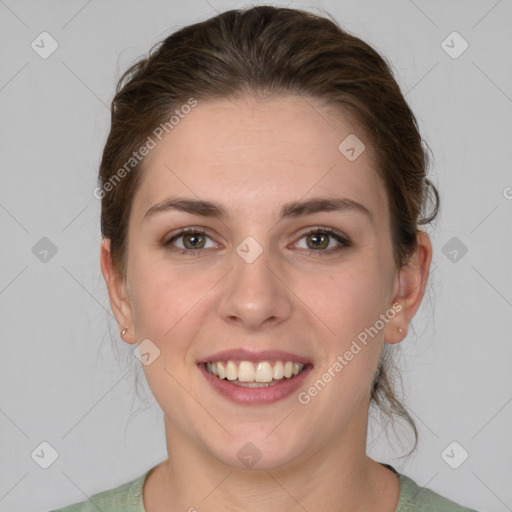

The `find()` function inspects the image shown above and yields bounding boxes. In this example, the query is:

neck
[143,411,400,512]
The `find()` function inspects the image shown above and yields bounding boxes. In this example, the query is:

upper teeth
[206,360,304,382]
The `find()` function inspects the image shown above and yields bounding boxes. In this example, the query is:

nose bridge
[217,236,292,328]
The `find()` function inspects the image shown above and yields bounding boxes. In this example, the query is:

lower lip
[198,363,313,405]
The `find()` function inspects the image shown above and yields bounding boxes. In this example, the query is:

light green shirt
[49,464,479,511]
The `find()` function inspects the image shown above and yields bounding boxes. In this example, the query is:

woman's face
[110,94,410,469]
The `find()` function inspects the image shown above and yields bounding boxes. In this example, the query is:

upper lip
[198,348,311,365]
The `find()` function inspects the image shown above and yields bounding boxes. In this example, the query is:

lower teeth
[229,379,283,388]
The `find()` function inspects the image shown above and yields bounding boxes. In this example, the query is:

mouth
[203,360,308,387]
[197,350,313,405]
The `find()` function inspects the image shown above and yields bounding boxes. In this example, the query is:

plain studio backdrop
[0,1,511,511]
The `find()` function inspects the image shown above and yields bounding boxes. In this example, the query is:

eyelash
[162,226,351,257]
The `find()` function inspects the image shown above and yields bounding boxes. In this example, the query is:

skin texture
[101,94,432,511]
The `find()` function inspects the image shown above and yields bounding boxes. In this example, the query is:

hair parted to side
[99,6,440,455]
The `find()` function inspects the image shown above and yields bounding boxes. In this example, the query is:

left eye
[293,228,350,253]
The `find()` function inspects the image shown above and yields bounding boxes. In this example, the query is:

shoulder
[47,468,151,512]
[396,471,479,512]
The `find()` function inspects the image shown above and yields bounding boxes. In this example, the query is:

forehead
[132,94,388,225]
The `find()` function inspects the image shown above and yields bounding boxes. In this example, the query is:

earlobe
[383,301,407,345]
[100,239,136,344]
[384,230,433,345]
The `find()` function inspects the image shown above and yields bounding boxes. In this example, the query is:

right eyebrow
[144,198,229,220]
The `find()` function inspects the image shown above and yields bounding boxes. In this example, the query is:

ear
[100,238,137,344]
[384,230,433,345]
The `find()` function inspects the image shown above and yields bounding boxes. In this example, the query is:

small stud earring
[398,327,403,334]
[121,328,128,336]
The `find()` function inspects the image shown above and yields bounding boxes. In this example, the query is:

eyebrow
[144,196,373,224]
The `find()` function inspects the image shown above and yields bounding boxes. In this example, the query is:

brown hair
[99,5,439,454]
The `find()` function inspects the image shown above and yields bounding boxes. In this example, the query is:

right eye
[163,227,219,256]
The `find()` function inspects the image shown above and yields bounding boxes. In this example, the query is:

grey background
[0,0,511,510]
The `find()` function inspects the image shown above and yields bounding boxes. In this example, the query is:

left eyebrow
[143,196,373,224]
[281,196,373,224]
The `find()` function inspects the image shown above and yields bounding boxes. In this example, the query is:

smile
[205,360,306,387]
[198,349,312,404]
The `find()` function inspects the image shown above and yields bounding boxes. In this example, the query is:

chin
[203,433,308,472]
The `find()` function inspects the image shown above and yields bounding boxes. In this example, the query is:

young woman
[51,6,478,511]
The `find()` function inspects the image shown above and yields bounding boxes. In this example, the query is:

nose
[216,242,293,331]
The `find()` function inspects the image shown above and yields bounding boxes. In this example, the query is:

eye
[293,227,351,255]
[162,227,218,255]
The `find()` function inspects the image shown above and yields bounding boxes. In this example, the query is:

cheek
[297,261,387,336]
[128,257,219,345]
[131,280,167,333]
[129,265,204,396]
[300,262,388,390]
[301,271,386,413]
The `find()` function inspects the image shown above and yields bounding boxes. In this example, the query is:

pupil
[185,233,203,249]
[309,233,327,249]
